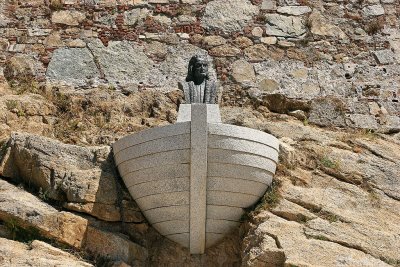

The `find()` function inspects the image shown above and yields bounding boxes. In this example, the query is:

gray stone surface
[46,48,100,86]
[346,114,378,130]
[115,134,190,164]
[208,123,280,150]
[153,220,189,236]
[201,0,259,33]
[277,6,312,16]
[207,191,259,207]
[232,59,256,83]
[123,8,149,26]
[190,104,208,254]
[136,191,189,211]
[208,177,268,197]
[208,163,273,185]
[113,122,190,153]
[129,177,189,199]
[118,150,190,176]
[144,206,189,224]
[207,205,244,221]
[308,97,347,127]
[265,14,306,37]
[208,148,277,173]
[88,40,162,87]
[372,49,396,65]
[362,4,385,16]
[123,164,190,188]
[177,104,221,123]
[208,135,279,162]
[0,2,9,27]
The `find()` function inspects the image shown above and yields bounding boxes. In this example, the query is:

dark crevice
[264,232,282,249]
[284,197,349,223]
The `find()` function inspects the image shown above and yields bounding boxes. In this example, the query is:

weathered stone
[308,11,347,39]
[1,132,143,222]
[202,35,227,47]
[261,0,277,11]
[43,32,64,47]
[0,179,88,248]
[372,49,396,65]
[244,44,272,61]
[362,5,385,16]
[46,48,99,86]
[67,39,86,48]
[85,226,147,265]
[234,36,253,49]
[278,40,295,47]
[209,44,241,57]
[346,114,378,129]
[308,97,347,127]
[277,6,312,16]
[258,78,279,93]
[153,14,172,25]
[4,55,37,86]
[260,36,277,45]
[201,0,259,33]
[88,40,161,88]
[0,238,93,267]
[124,8,150,26]
[0,2,9,27]
[51,10,86,26]
[245,212,393,267]
[232,60,255,83]
[251,27,264,37]
[265,14,306,37]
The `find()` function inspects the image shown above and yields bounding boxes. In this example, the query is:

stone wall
[1,0,399,131]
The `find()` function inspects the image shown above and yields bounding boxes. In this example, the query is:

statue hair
[185,54,210,82]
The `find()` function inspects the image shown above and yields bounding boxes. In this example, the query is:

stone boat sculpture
[113,55,279,254]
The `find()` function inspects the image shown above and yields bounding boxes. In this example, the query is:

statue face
[193,59,208,80]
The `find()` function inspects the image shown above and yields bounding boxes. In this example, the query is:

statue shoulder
[178,81,189,91]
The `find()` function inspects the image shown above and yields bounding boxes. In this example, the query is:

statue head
[185,54,209,83]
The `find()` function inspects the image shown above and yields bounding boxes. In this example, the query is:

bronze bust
[179,55,218,104]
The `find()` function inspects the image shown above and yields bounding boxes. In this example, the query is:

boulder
[0,238,92,267]
[201,0,259,33]
[0,132,143,223]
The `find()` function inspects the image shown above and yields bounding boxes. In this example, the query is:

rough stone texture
[0,0,400,264]
[0,238,93,267]
[231,60,255,83]
[277,6,312,16]
[373,49,396,65]
[46,48,100,86]
[0,178,148,265]
[308,11,347,39]
[201,0,259,33]
[4,55,38,86]
[0,179,88,248]
[51,10,86,26]
[223,106,400,267]
[1,132,143,223]
[87,40,161,88]
[265,14,306,38]
[362,5,385,16]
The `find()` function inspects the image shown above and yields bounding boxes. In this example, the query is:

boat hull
[113,104,279,253]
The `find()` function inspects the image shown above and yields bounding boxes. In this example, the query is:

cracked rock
[265,14,306,38]
[201,0,259,33]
